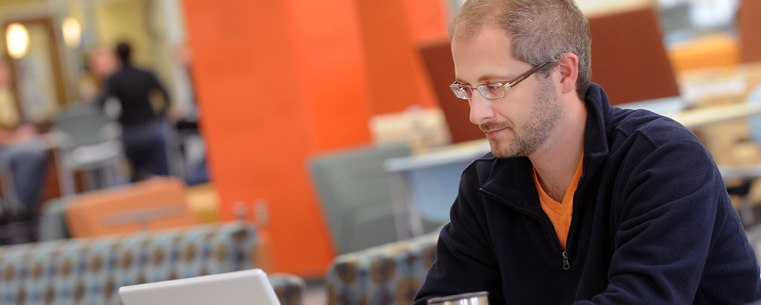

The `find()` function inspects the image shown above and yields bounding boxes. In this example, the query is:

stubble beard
[487,78,562,158]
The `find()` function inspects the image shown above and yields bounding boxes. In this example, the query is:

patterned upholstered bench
[325,229,439,305]
[0,221,304,305]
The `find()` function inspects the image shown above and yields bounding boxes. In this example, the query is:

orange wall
[404,0,450,43]
[182,0,370,277]
[289,0,373,151]
[355,0,445,114]
[182,0,447,277]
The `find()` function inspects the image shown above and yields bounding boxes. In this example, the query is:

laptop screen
[119,269,281,305]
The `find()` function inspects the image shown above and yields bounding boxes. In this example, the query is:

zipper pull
[562,251,570,270]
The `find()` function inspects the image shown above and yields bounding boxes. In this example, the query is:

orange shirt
[532,155,584,250]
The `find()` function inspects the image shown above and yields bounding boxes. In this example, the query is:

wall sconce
[62,17,81,48]
[6,23,30,59]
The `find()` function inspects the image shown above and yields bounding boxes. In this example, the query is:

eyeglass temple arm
[507,62,550,88]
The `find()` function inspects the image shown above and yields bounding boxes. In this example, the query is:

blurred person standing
[99,41,171,181]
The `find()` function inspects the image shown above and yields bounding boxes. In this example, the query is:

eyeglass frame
[449,62,551,100]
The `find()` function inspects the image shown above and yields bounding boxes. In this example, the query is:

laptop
[119,269,282,305]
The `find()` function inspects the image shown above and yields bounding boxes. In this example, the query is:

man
[413,0,761,304]
[100,41,171,181]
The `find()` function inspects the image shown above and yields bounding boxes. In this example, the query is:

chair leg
[83,170,98,191]
[55,150,76,198]
[742,196,756,226]
[102,164,115,188]
[727,179,756,227]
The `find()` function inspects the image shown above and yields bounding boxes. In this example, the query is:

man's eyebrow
[455,74,516,84]
[477,73,513,83]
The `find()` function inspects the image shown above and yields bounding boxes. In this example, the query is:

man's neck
[530,98,587,202]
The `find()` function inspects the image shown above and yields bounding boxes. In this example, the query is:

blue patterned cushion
[0,221,301,305]
[325,230,439,305]
[270,273,307,305]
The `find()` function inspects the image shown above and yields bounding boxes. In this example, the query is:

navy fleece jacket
[414,83,761,305]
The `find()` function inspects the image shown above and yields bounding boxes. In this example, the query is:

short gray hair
[449,0,591,100]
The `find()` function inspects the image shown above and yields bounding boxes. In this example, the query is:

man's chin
[489,140,529,159]
[488,141,511,158]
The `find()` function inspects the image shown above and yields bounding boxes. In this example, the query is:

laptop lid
[119,269,281,305]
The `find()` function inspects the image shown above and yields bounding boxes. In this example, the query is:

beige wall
[0,0,47,58]
[0,0,171,83]
[95,0,152,68]
[450,0,660,16]
[0,0,176,105]
[577,0,659,16]
[94,0,176,108]
[0,0,45,8]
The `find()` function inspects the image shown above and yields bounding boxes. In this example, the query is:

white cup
[427,291,489,305]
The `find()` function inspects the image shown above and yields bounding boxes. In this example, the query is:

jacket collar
[479,83,611,206]
[581,83,611,181]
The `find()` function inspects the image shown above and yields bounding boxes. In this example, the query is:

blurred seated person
[99,41,171,182]
[0,125,50,225]
[0,59,49,240]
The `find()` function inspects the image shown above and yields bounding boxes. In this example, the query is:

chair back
[739,0,761,63]
[64,177,198,238]
[309,142,412,254]
[418,38,485,144]
[588,6,681,105]
[54,104,120,148]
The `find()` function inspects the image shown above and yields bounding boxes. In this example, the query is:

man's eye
[485,84,503,92]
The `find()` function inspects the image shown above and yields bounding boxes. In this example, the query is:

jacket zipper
[562,251,570,270]
[480,187,572,271]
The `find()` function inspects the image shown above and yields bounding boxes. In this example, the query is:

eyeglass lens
[450,62,549,100]
[450,83,506,99]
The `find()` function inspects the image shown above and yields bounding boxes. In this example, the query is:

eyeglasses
[449,62,550,100]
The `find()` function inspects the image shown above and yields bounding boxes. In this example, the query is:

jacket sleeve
[414,169,506,305]
[97,76,114,110]
[149,72,171,116]
[574,139,761,304]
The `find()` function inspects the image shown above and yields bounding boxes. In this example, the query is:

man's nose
[469,91,495,125]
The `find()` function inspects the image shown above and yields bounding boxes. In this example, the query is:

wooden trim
[2,16,68,123]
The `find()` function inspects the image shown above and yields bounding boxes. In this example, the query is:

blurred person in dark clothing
[99,41,171,181]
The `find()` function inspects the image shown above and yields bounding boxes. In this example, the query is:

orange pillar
[355,0,447,115]
[404,0,450,43]
[182,0,371,277]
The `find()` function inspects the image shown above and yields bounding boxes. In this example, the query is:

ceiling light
[62,17,81,48]
[6,23,30,59]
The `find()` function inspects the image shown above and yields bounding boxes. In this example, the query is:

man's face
[451,25,562,158]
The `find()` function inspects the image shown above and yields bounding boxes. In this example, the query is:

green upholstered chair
[309,142,412,254]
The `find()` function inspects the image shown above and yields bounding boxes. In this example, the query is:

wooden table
[384,139,490,238]
[669,102,761,129]
[674,63,761,225]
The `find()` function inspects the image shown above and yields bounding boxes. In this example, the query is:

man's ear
[556,53,579,95]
